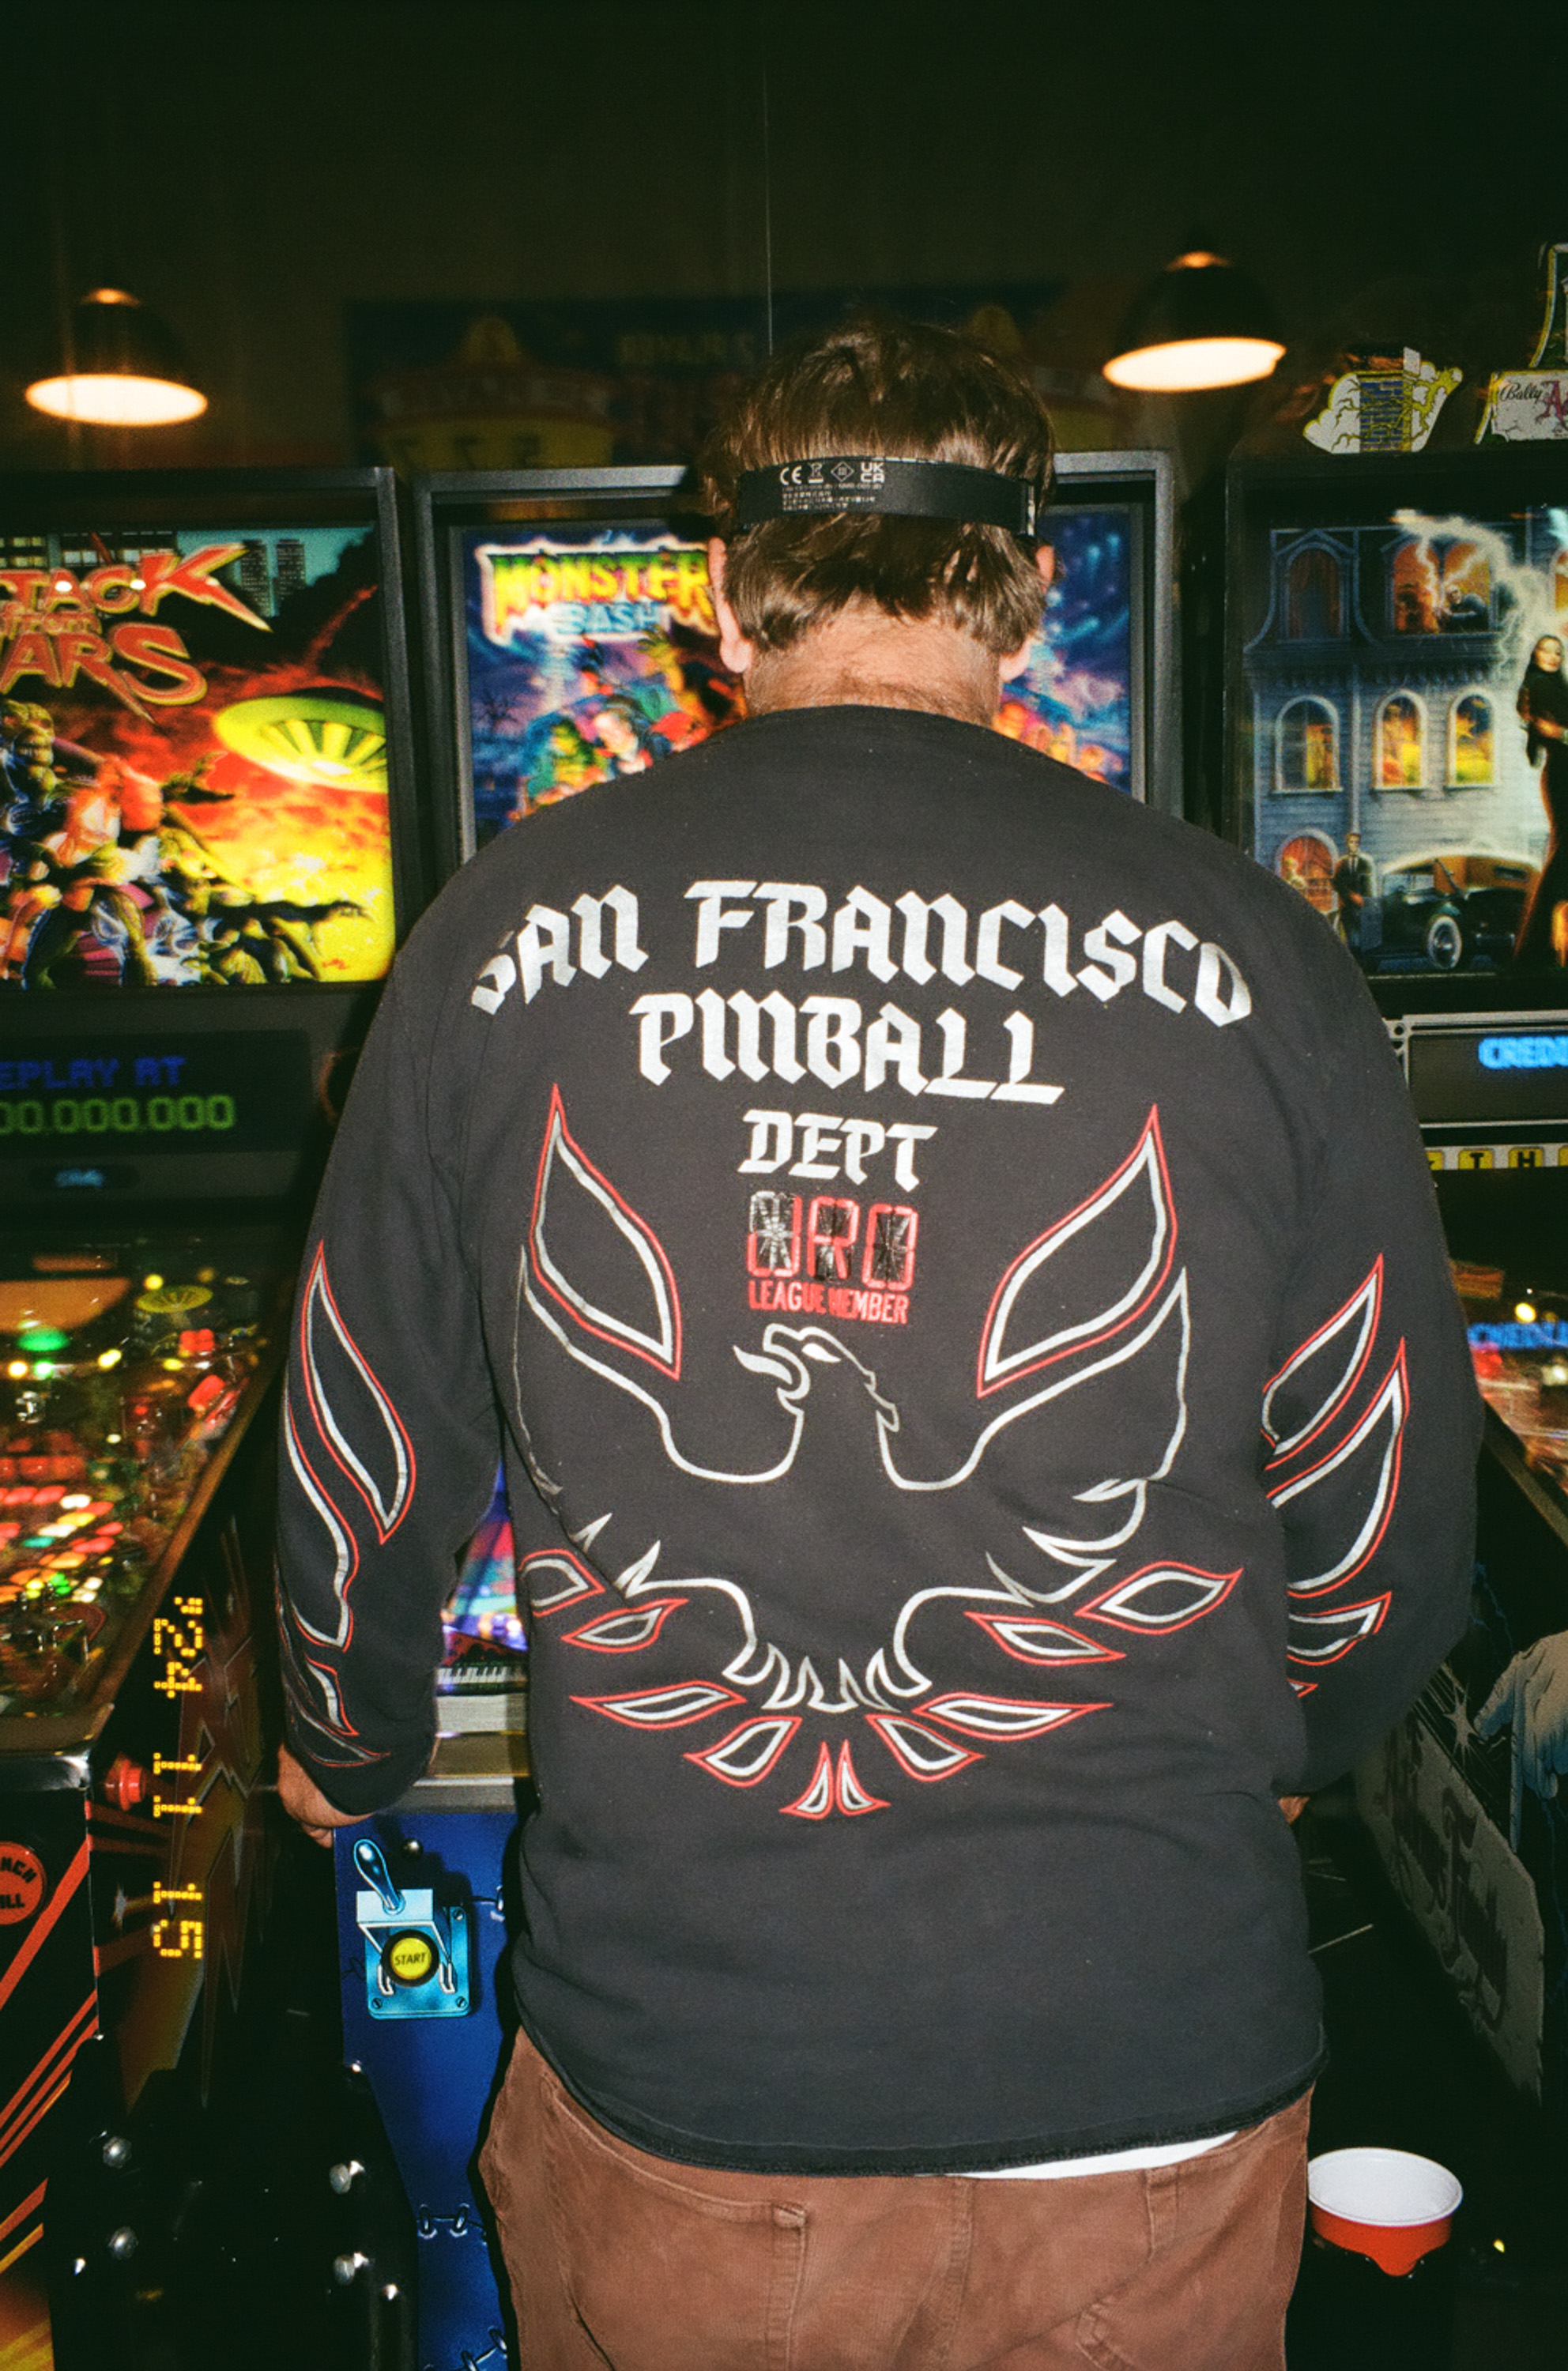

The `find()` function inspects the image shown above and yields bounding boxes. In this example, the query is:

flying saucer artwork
[213,691,389,790]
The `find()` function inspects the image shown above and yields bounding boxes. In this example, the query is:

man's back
[279,703,1475,2171]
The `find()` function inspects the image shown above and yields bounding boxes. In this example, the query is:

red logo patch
[0,1843,46,1927]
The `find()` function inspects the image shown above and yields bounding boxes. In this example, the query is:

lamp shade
[1104,251,1284,394]
[26,288,207,428]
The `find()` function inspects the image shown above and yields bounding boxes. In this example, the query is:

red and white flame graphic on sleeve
[1262,1260,1404,1687]
[279,1244,416,1764]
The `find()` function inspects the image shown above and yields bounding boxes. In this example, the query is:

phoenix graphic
[283,1091,1408,1818]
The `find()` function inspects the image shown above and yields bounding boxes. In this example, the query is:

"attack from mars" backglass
[0,470,424,1209]
[0,480,416,993]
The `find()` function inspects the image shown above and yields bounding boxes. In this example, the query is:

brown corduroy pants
[477,2029,1309,2371]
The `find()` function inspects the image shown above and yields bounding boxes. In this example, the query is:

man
[1332,828,1377,959]
[277,317,1479,2369]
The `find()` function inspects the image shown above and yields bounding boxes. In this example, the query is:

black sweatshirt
[277,707,1479,2173]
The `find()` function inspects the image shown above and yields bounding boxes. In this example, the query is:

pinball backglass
[0,469,425,1209]
[1229,450,1568,988]
[413,452,1178,879]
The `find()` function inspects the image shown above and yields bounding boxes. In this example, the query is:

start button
[383,1930,437,1989]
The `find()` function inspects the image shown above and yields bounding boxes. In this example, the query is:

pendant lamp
[25,288,207,428]
[1103,250,1284,394]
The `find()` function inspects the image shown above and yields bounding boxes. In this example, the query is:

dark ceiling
[2,0,1556,473]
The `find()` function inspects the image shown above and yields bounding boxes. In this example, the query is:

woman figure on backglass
[1513,632,1568,967]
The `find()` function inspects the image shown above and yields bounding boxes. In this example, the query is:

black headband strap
[734,456,1038,537]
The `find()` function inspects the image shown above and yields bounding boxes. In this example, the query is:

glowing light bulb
[1109,334,1285,390]
[97,1348,122,1370]
[143,1273,164,1291]
[1515,1300,1538,1323]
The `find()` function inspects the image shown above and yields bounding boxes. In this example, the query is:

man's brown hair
[700,314,1055,656]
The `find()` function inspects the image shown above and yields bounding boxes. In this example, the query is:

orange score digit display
[152,1594,205,1698]
[151,1882,205,1961]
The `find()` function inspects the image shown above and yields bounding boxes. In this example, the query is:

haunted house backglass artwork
[1232,456,1568,980]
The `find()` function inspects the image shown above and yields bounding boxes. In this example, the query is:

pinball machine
[1227,447,1568,2139]
[1363,1005,1568,2125]
[0,467,424,2370]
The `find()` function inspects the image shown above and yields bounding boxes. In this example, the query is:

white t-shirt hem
[954,2130,1238,2181]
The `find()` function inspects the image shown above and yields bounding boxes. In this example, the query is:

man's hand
[277,1743,367,1849]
